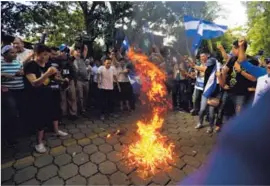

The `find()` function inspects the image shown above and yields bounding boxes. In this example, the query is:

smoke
[124,2,218,57]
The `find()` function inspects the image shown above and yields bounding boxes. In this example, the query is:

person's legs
[1,91,18,146]
[196,95,208,129]
[216,91,229,130]
[100,89,106,119]
[178,81,185,110]
[76,80,84,113]
[84,81,89,110]
[125,83,132,111]
[172,80,179,110]
[187,83,194,111]
[92,82,98,108]
[192,89,202,114]
[67,80,78,118]
[35,129,46,153]
[51,91,68,136]
[60,89,68,116]
[234,95,247,114]
[128,83,136,111]
[107,90,115,115]
[12,89,24,118]
[35,100,51,153]
[180,80,188,111]
[207,106,216,133]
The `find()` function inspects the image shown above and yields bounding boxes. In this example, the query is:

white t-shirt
[194,64,206,90]
[16,48,32,64]
[97,66,116,90]
[116,66,129,82]
[253,74,270,105]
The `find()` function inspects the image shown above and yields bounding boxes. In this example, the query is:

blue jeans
[224,92,246,115]
[216,91,247,126]
[192,88,203,113]
[199,96,216,127]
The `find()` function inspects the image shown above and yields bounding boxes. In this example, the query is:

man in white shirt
[253,59,270,105]
[13,37,33,65]
[97,58,120,120]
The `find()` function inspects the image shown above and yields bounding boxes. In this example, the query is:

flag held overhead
[184,15,228,55]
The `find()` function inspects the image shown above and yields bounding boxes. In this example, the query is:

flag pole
[185,37,191,57]
[207,40,213,54]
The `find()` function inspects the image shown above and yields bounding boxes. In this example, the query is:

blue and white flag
[184,16,228,55]
[184,16,201,37]
[128,71,141,95]
[121,36,130,51]
[202,59,221,98]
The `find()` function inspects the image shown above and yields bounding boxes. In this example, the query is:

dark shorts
[26,90,61,131]
[50,90,61,121]
[119,82,133,101]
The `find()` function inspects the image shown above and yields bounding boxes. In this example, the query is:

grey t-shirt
[74,58,88,81]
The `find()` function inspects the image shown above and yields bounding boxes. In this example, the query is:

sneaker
[35,143,47,153]
[191,110,198,116]
[215,126,221,133]
[100,115,105,121]
[57,130,68,137]
[195,123,203,129]
[206,127,213,134]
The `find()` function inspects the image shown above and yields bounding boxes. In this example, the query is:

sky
[164,1,248,45]
[215,1,248,28]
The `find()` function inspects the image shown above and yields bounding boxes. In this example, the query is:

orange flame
[125,48,174,177]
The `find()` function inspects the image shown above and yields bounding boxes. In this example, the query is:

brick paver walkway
[1,110,216,185]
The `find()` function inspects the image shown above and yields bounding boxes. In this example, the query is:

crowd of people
[1,37,136,153]
[1,36,270,153]
[158,39,270,134]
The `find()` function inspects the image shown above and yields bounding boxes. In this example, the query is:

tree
[245,2,270,56]
[122,1,221,55]
[1,1,133,52]
[1,1,60,36]
[168,1,222,55]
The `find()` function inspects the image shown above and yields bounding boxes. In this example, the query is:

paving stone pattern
[1,111,217,185]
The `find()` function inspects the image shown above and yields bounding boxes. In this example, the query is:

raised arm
[237,39,267,79]
[217,44,230,62]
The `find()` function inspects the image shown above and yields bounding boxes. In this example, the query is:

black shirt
[226,56,259,95]
[24,61,53,100]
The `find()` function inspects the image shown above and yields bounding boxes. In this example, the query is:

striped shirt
[1,59,24,90]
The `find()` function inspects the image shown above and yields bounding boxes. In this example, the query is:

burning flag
[125,48,174,178]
